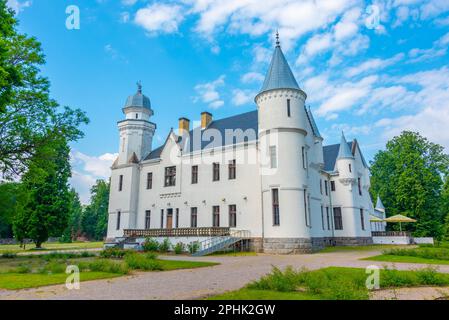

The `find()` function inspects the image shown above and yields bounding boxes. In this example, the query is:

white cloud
[70,151,117,204]
[231,89,255,106]
[241,72,264,84]
[135,3,185,34]
[407,31,449,63]
[193,75,226,109]
[345,53,404,77]
[6,0,31,14]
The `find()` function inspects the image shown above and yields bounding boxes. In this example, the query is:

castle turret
[255,33,312,253]
[117,82,156,166]
[107,83,156,239]
[336,132,356,180]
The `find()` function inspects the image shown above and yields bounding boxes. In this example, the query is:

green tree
[0,1,88,178]
[441,177,449,241]
[60,189,83,242]
[81,180,110,240]
[13,138,72,248]
[370,131,449,238]
[0,182,21,237]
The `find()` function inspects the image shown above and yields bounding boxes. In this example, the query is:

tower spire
[137,80,142,94]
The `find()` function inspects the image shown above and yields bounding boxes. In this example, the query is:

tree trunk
[35,241,42,249]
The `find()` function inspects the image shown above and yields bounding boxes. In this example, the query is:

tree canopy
[0,0,88,178]
[370,131,449,238]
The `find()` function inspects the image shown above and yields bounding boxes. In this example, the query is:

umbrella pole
[399,222,402,232]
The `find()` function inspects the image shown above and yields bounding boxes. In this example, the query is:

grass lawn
[362,254,449,265]
[156,259,218,271]
[0,272,121,290]
[209,289,321,300]
[0,242,104,253]
[319,244,411,253]
[207,266,449,300]
[206,251,257,257]
[0,250,219,290]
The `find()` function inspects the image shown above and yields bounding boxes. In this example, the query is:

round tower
[256,33,312,253]
[117,82,156,165]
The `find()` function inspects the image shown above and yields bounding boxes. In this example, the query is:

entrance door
[166,209,173,229]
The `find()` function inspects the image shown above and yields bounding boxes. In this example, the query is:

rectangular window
[360,208,365,231]
[229,205,237,228]
[160,209,164,228]
[175,208,179,228]
[118,175,123,191]
[324,180,328,196]
[287,99,291,117]
[349,164,352,172]
[212,206,220,227]
[272,188,280,226]
[228,160,236,180]
[320,179,323,195]
[301,147,306,169]
[330,181,336,191]
[145,210,151,229]
[270,146,277,169]
[146,172,153,189]
[304,190,311,227]
[213,163,220,181]
[333,207,343,230]
[191,165,198,184]
[164,166,176,187]
[326,207,330,230]
[116,211,121,230]
[191,207,198,228]
[321,206,325,230]
[358,177,362,196]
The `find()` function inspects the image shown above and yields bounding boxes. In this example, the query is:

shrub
[100,248,128,259]
[145,252,158,260]
[83,259,129,274]
[124,253,163,271]
[142,238,160,252]
[248,266,300,292]
[159,238,171,253]
[41,251,96,261]
[188,241,200,254]
[15,264,32,274]
[42,261,66,274]
[174,242,185,254]
[1,251,17,259]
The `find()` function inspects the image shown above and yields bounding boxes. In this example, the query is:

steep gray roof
[337,132,354,159]
[375,196,385,212]
[144,110,258,160]
[323,141,354,172]
[258,45,300,95]
[305,106,322,138]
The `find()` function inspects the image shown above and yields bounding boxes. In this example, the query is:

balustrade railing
[124,227,231,238]
[372,231,411,237]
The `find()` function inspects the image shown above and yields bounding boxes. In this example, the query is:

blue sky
[8,0,449,202]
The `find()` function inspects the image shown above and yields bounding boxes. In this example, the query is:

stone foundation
[261,237,373,254]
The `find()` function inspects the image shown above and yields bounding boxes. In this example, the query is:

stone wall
[262,237,373,254]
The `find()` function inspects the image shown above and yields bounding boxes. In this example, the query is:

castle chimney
[178,117,190,136]
[201,112,212,129]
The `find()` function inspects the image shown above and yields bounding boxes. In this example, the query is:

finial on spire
[137,80,142,94]
[275,30,280,47]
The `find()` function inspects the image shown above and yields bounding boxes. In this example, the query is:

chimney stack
[201,112,212,129]
[178,117,190,136]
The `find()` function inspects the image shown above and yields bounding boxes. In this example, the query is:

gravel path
[1,250,449,300]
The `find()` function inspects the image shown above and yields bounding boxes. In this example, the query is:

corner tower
[255,33,312,253]
[117,82,156,165]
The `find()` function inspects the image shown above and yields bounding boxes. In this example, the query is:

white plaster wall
[373,236,411,245]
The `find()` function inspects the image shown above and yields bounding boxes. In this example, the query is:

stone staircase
[191,230,251,257]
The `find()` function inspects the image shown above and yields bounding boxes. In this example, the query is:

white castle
[106,37,386,254]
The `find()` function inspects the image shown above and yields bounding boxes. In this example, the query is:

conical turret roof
[337,132,354,159]
[258,33,300,95]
